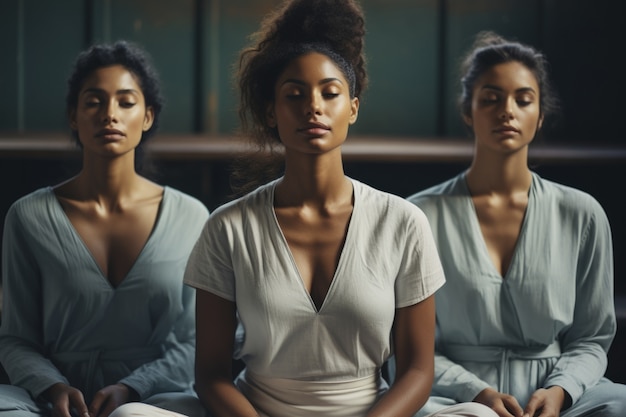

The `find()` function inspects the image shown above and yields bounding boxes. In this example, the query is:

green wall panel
[23,1,84,131]
[215,0,282,136]
[0,0,623,144]
[445,0,541,137]
[92,0,196,133]
[0,1,19,132]
[356,0,439,136]
[0,0,84,133]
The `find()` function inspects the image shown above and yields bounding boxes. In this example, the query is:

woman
[0,41,209,417]
[406,32,626,416]
[112,1,497,416]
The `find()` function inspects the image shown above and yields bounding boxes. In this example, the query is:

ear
[349,97,360,125]
[266,104,277,128]
[69,109,77,130]
[143,106,155,131]
[462,113,473,128]
[537,113,544,131]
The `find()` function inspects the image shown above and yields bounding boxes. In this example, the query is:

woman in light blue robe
[405,32,626,416]
[0,41,209,417]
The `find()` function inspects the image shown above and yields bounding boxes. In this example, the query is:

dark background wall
[1,0,625,140]
[1,0,625,381]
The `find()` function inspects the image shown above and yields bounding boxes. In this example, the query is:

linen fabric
[0,186,209,414]
[405,172,626,415]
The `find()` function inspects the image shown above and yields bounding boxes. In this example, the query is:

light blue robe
[0,186,209,416]
[405,172,626,416]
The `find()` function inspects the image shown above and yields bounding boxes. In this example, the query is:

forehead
[277,52,348,85]
[475,61,539,92]
[80,64,142,93]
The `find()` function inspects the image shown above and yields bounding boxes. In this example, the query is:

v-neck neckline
[461,173,533,281]
[48,186,168,290]
[268,178,358,313]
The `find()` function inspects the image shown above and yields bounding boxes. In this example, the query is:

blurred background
[0,0,625,381]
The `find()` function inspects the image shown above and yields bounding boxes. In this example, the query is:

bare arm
[194,289,259,417]
[366,295,436,417]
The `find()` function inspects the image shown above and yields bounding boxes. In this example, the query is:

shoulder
[5,187,54,223]
[532,173,607,219]
[406,173,466,212]
[531,174,612,243]
[352,179,431,230]
[158,187,210,236]
[206,181,274,227]
[354,179,420,212]
[2,188,57,243]
[163,187,210,216]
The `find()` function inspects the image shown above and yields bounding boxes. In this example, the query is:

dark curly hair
[231,0,367,196]
[66,40,164,148]
[459,31,560,134]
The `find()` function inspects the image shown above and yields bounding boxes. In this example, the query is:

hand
[44,382,89,417]
[89,383,138,417]
[522,386,566,417]
[474,387,524,417]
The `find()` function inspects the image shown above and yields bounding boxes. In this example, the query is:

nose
[102,100,119,124]
[500,99,514,120]
[306,92,323,116]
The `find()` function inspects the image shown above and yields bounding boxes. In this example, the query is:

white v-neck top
[184,177,445,381]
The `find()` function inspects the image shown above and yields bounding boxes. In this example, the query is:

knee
[601,389,626,417]
[575,382,626,417]
[432,402,499,417]
[109,402,188,417]
[109,403,141,417]
[461,402,499,417]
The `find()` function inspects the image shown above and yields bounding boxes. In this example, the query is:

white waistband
[237,370,386,417]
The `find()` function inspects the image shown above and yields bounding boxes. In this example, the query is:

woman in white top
[111,1,497,416]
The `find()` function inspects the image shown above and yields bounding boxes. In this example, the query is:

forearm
[366,368,431,417]
[433,353,491,402]
[195,378,259,417]
[0,338,68,398]
[119,340,195,399]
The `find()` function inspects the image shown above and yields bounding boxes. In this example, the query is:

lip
[493,125,520,134]
[298,121,330,136]
[96,128,125,140]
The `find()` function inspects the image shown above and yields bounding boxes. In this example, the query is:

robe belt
[443,341,561,393]
[52,346,162,399]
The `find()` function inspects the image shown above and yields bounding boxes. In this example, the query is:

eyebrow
[81,88,140,96]
[481,84,537,94]
[280,77,344,87]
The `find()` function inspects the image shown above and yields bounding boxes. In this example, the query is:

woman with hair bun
[112,1,497,417]
[406,31,626,416]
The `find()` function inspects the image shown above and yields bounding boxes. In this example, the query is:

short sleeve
[184,214,236,301]
[394,203,446,308]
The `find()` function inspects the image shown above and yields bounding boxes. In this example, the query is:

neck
[466,145,532,196]
[277,149,349,208]
[74,152,143,207]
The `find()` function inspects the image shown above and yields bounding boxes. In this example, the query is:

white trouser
[109,403,188,417]
[109,400,498,417]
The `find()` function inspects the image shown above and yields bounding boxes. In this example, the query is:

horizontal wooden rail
[1,134,626,163]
